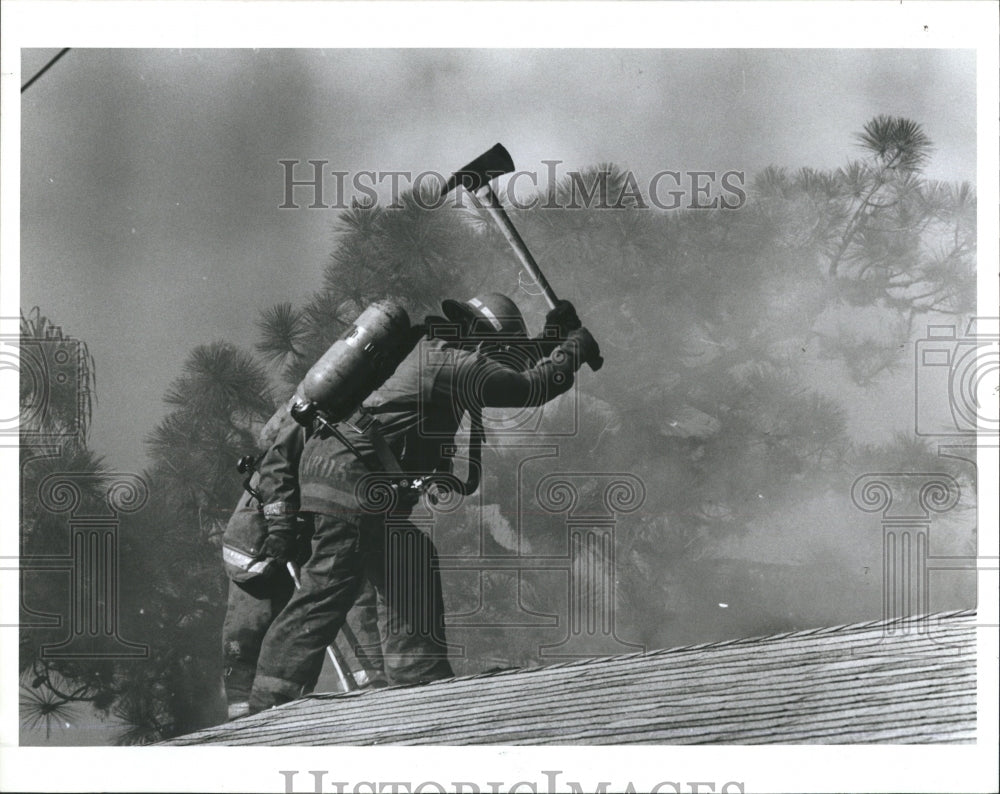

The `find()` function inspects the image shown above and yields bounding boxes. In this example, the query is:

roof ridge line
[292,608,978,700]
[631,608,977,657]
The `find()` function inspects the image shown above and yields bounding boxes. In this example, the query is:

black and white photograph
[2,2,997,792]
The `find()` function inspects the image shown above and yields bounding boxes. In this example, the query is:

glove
[262,501,297,560]
[261,529,295,564]
[563,327,601,370]
[543,299,582,339]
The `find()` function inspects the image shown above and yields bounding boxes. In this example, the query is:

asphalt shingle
[166,609,977,745]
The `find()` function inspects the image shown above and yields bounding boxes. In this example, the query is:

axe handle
[472,186,602,372]
[326,643,358,692]
[477,186,558,310]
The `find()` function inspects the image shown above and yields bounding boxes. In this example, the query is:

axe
[441,143,603,371]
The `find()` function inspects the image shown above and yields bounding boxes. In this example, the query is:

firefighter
[221,409,385,720]
[248,293,599,712]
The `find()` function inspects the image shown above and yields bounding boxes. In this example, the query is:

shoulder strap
[345,405,485,498]
[343,409,403,474]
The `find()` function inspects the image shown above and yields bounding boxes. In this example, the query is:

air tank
[292,300,412,424]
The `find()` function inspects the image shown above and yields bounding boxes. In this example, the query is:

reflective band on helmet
[468,298,503,331]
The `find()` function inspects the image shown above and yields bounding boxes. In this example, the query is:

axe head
[440,143,515,196]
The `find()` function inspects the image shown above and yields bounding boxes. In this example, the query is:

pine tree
[19,317,276,743]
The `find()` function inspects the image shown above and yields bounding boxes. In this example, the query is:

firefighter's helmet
[441,293,528,339]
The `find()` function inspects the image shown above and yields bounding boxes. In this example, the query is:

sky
[17,47,978,473]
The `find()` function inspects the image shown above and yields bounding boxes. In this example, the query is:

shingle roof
[167,609,976,745]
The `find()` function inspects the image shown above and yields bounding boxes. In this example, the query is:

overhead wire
[21,48,71,94]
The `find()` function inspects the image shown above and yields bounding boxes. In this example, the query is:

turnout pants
[250,510,453,711]
[223,572,385,719]
[222,573,300,717]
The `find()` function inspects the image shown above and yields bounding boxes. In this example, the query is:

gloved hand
[543,299,582,339]
[261,529,295,564]
[563,327,601,370]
